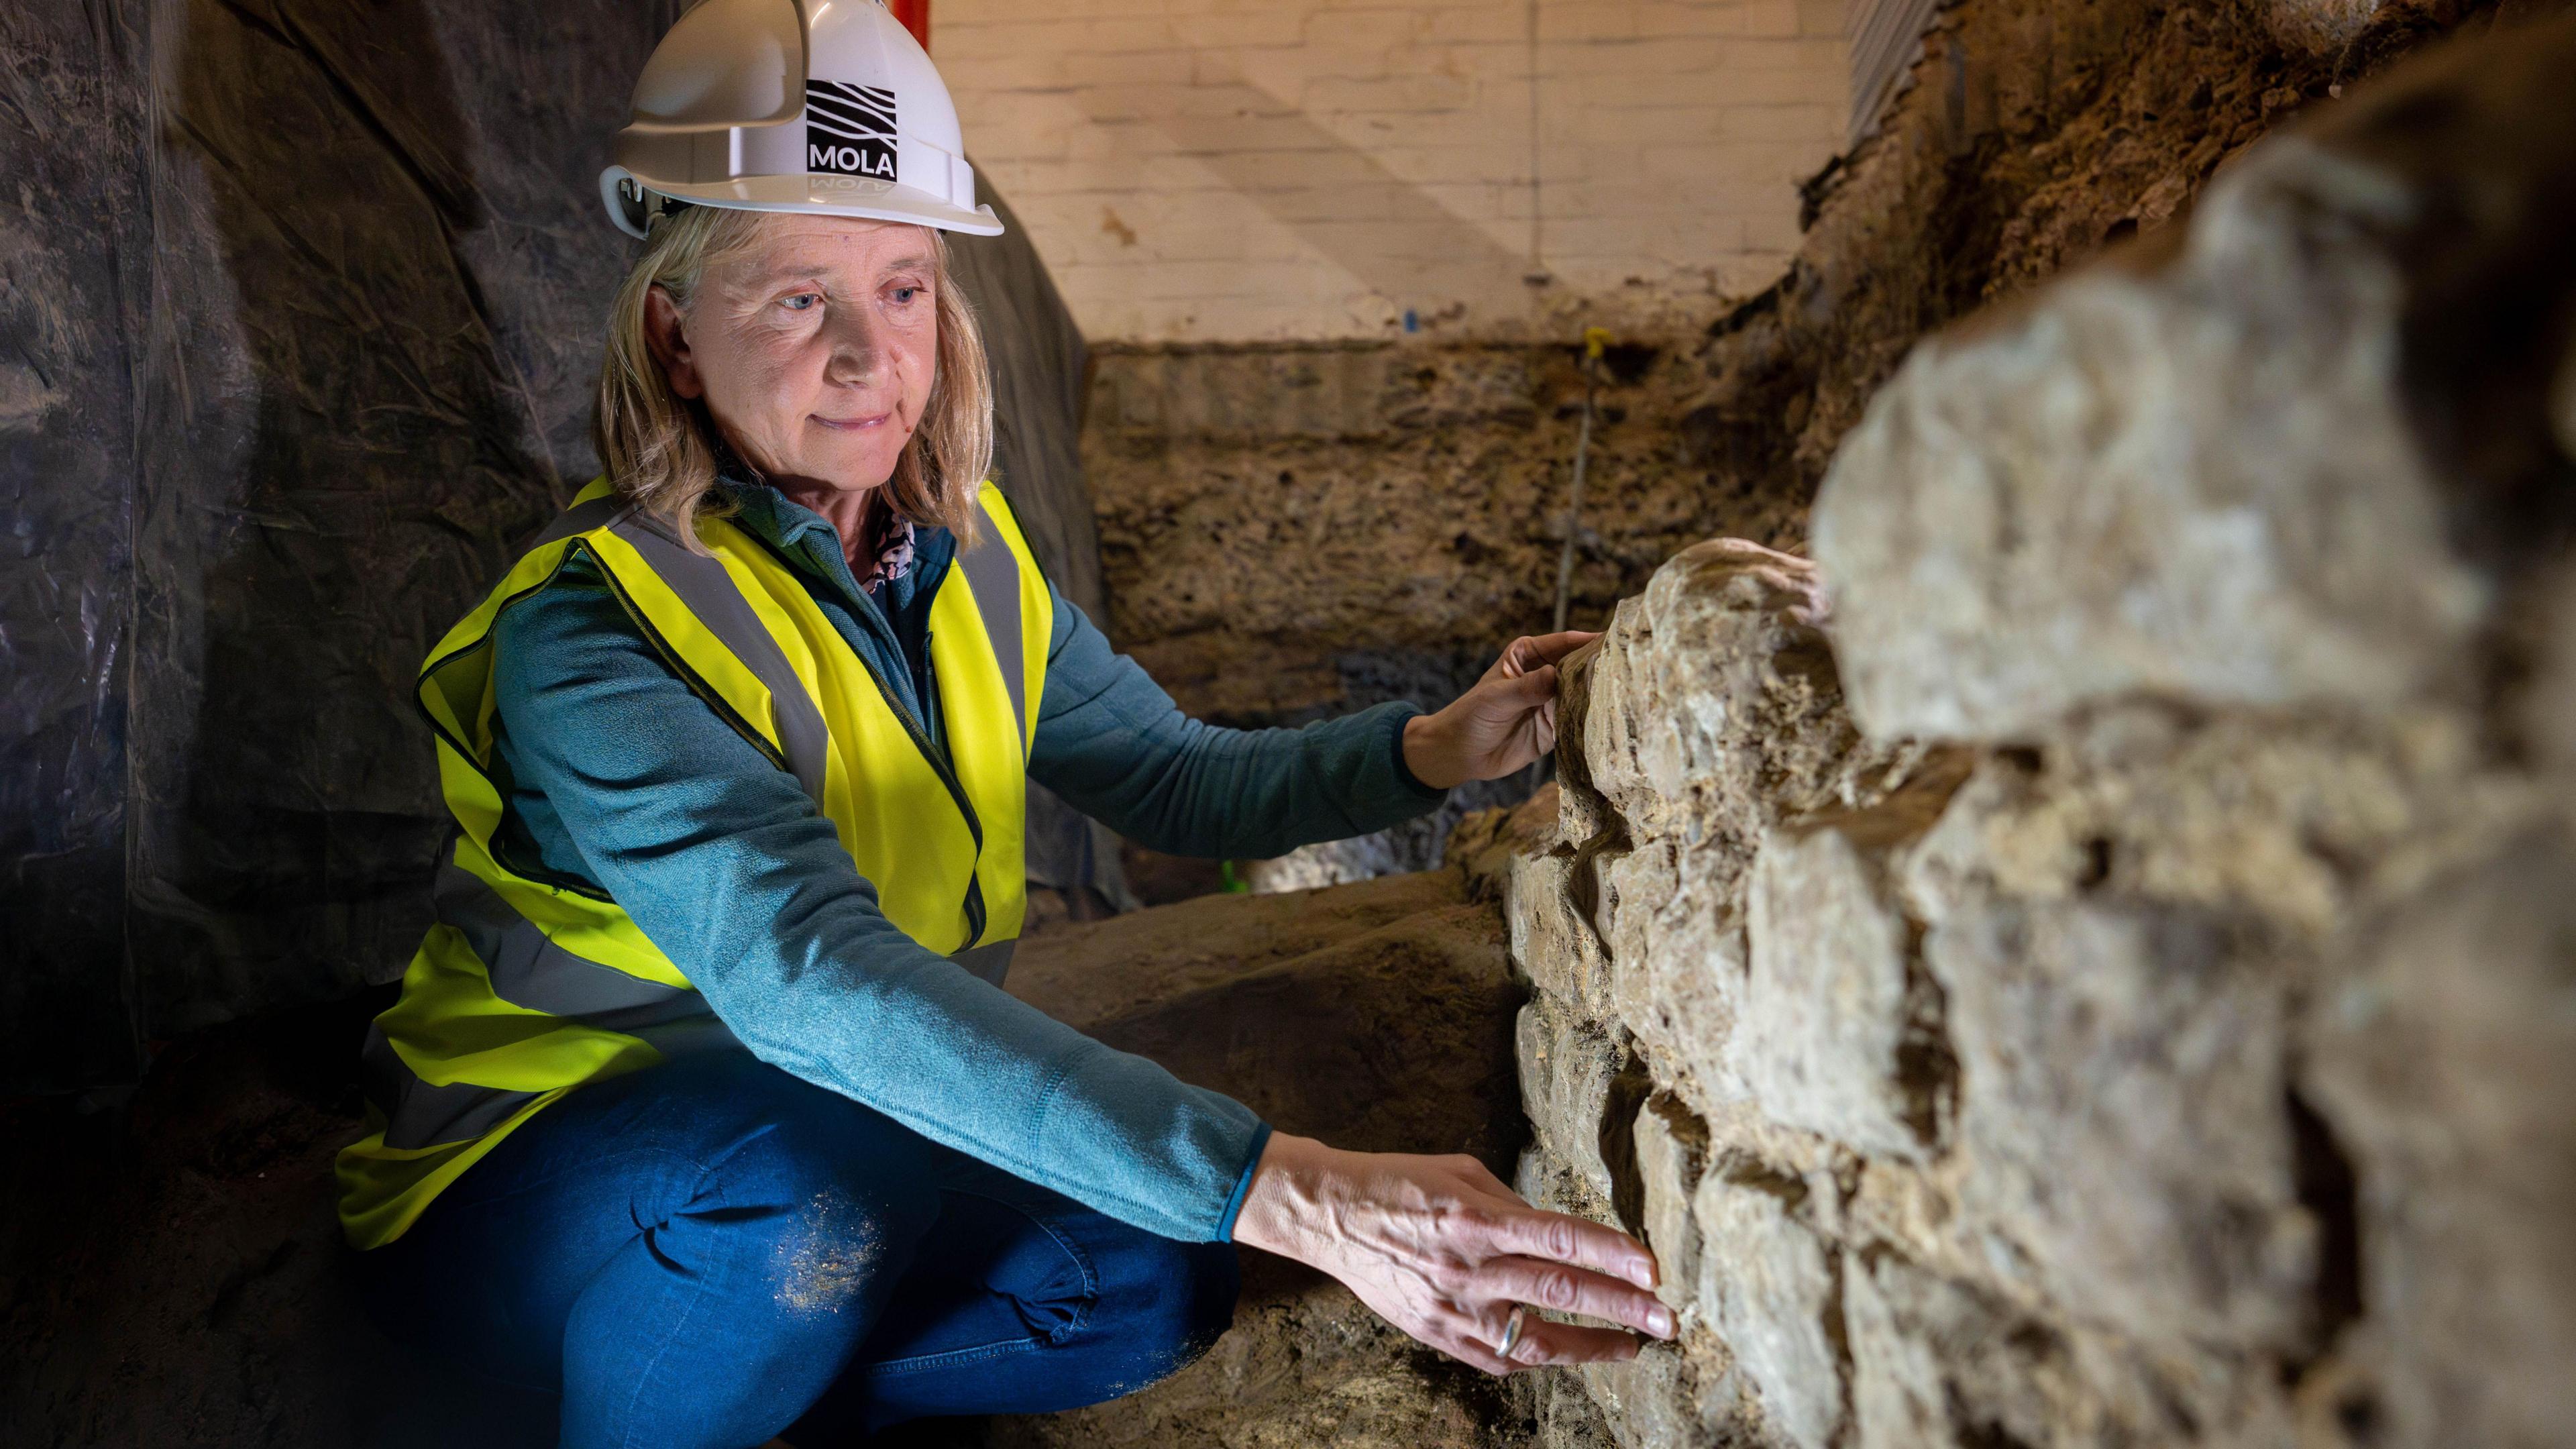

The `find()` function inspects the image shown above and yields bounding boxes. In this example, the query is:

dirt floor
[968,869,1540,1449]
[1,865,1560,1447]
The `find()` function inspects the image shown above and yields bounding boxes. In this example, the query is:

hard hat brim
[606,168,1004,240]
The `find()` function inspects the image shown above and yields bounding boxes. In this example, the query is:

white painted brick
[1425,7,1534,44]
[1314,0,1499,10]
[1371,146,1545,187]
[1686,66,1847,105]
[1741,0,1801,36]
[1552,70,1734,108]
[1067,80,1288,125]
[1300,72,1481,112]
[944,50,1074,91]
[1173,11,1313,49]
[1536,5,1639,42]
[1406,39,1541,78]
[949,0,1214,17]
[961,89,1086,137]
[1718,102,1844,140]
[1578,104,1730,143]
[1536,36,1737,76]
[1057,119,1184,162]
[1542,215,1728,260]
[1209,150,1415,191]
[1721,36,1847,70]
[1169,114,1354,156]
[1343,103,1540,150]
[963,125,1073,164]
[1535,174,1684,216]
[1796,0,1848,34]
[1299,7,1438,47]
[1646,138,1829,182]
[1061,49,1198,87]
[938,0,1846,341]
[1632,1,1754,38]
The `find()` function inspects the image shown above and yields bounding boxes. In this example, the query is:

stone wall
[1500,11,2575,1449]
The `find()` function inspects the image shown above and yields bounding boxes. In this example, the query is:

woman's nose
[820,311,885,385]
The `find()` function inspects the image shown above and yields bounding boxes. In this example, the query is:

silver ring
[1495,1304,1529,1360]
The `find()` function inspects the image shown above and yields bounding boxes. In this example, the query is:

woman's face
[645,215,937,496]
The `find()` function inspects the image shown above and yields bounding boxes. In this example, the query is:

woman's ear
[642,284,704,400]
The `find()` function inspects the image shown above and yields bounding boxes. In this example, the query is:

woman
[341,5,1672,1444]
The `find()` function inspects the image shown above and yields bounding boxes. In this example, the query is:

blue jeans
[356,1051,1240,1448]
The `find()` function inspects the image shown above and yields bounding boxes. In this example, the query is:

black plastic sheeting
[1,0,1120,1091]
[3,0,154,1093]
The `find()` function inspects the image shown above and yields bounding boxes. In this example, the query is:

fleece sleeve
[485,568,1272,1242]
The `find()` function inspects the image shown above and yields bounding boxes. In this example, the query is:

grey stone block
[1741,823,1933,1158]
[1692,1172,1843,1449]
[1814,132,2493,743]
[1929,900,2311,1348]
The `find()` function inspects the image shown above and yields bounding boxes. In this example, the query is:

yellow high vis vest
[335,478,1052,1249]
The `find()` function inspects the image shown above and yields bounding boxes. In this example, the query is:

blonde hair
[592,205,993,549]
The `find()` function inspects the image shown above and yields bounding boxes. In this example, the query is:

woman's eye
[782,292,820,311]
[890,286,920,305]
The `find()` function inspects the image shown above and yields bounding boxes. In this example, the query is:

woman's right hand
[1230,1132,1675,1375]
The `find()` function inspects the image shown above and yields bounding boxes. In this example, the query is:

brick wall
[938,0,1849,342]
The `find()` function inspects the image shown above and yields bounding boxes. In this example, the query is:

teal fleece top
[481,479,1447,1242]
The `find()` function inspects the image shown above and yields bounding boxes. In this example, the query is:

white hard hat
[600,0,1004,240]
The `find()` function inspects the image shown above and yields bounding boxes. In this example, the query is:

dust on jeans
[772,1189,883,1313]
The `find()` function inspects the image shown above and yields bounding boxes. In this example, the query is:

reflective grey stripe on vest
[525,494,627,551]
[363,1016,745,1152]
[552,496,1024,991]
[594,497,1028,794]
[607,511,836,806]
[375,860,1010,1147]
[435,863,713,1032]
[952,938,1014,986]
[957,499,1028,753]
[362,853,735,1148]
[954,502,1025,986]
[363,1025,543,1151]
[604,494,1032,939]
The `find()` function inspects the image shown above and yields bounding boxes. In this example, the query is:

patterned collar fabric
[857,513,917,592]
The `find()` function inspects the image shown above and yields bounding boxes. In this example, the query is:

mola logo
[806,80,898,179]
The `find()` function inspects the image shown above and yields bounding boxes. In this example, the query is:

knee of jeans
[754,1177,929,1320]
[1102,1237,1240,1381]
[692,1077,943,1315]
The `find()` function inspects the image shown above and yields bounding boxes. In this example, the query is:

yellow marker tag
[1583,326,1613,360]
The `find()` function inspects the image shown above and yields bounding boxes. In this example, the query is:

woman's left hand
[1401,631,1601,790]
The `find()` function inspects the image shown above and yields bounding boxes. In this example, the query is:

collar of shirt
[712,474,957,608]
[708,473,959,753]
